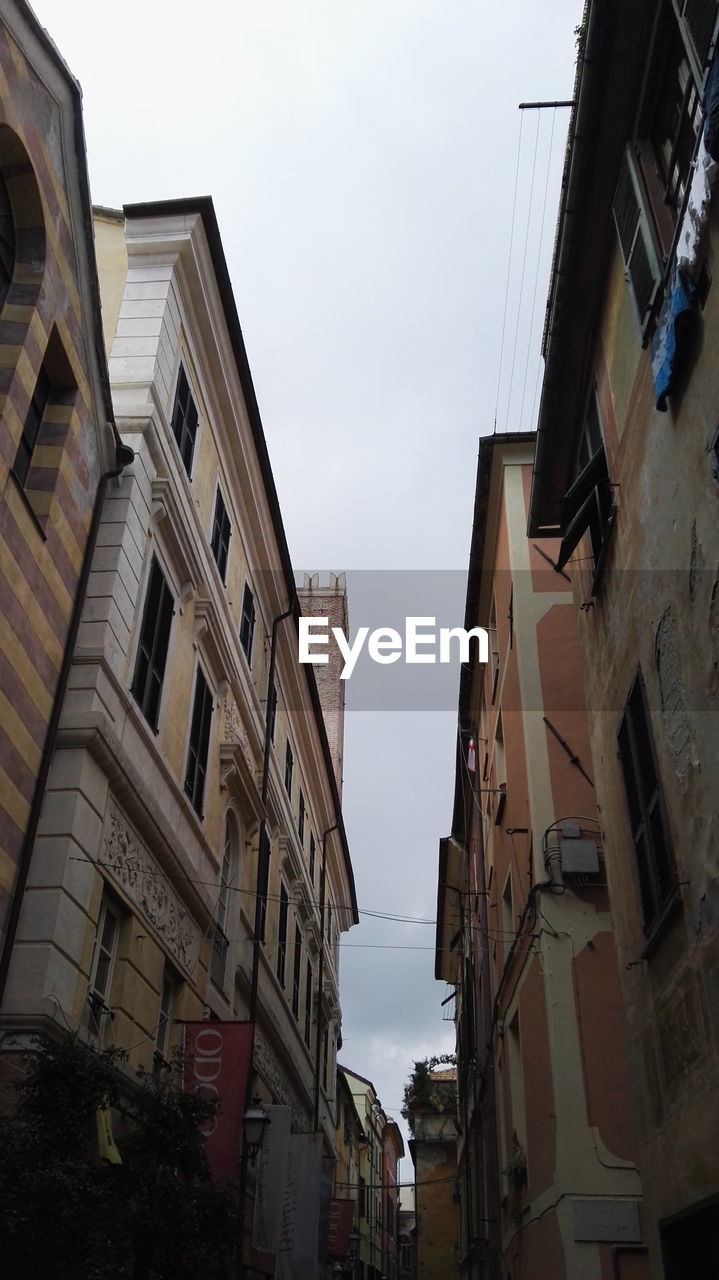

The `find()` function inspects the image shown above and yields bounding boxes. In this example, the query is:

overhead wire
[523,104,557,430]
[504,106,541,432]
[493,109,525,432]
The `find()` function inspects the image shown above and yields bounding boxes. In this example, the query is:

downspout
[472,743,501,1280]
[313,822,338,1132]
[248,604,295,1025]
[0,434,135,1008]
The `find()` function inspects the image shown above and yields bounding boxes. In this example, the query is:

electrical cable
[493,109,525,432]
[504,106,541,432]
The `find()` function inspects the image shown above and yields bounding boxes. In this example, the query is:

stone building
[437,434,643,1279]
[407,1067,459,1280]
[340,1065,401,1280]
[0,194,357,1274]
[0,0,122,1008]
[528,2,719,1273]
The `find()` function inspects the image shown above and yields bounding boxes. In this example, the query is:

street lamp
[242,1096,270,1164]
[347,1225,360,1277]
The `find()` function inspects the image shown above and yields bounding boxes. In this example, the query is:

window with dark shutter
[309,833,316,884]
[131,557,174,730]
[239,583,255,664]
[617,673,677,933]
[292,922,302,1018]
[276,882,288,985]
[171,365,199,476]
[612,1,719,325]
[184,666,213,817]
[557,392,615,581]
[284,740,293,798]
[304,957,313,1046]
[210,487,231,581]
[612,150,663,329]
[298,791,305,844]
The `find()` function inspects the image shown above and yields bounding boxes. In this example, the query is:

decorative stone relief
[254,1024,306,1130]
[102,801,201,975]
[223,696,256,771]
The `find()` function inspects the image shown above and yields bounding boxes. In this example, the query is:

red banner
[183,1021,254,1181]
[326,1198,355,1258]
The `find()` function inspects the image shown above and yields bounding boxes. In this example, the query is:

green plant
[401,1054,456,1133]
[0,1036,235,1279]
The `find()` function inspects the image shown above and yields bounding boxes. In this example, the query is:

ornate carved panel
[102,800,201,976]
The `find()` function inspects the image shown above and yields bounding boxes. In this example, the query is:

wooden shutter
[617,674,677,931]
[677,0,719,73]
[613,149,663,330]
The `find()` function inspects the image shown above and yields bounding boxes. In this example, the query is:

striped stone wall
[0,11,111,953]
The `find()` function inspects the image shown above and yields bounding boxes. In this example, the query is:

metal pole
[314,823,338,1132]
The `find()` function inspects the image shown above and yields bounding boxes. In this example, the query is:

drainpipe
[314,822,338,1132]
[0,434,135,1008]
[248,605,295,1025]
[472,734,501,1280]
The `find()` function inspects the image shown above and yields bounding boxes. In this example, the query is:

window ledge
[641,889,683,962]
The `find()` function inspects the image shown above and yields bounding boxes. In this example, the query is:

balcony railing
[210,920,229,990]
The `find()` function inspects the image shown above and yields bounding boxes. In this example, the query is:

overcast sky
[35,0,583,1184]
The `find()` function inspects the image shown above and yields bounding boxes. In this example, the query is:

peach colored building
[409,1067,459,1280]
[437,434,644,1280]
[528,2,719,1273]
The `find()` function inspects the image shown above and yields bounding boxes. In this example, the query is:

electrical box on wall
[560,838,600,875]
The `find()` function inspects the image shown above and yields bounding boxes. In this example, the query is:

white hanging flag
[467,737,476,772]
[276,1132,324,1280]
[253,1105,292,1253]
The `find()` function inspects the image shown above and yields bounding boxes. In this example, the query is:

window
[171,364,199,476]
[309,833,316,885]
[268,681,277,744]
[240,583,255,665]
[292,922,302,1018]
[298,791,305,844]
[13,330,77,491]
[14,366,48,487]
[557,391,614,582]
[87,894,121,1038]
[322,1028,329,1090]
[618,672,677,934]
[277,882,288,985]
[184,666,213,817]
[0,168,15,305]
[211,817,235,989]
[359,1175,366,1219]
[156,964,177,1060]
[304,957,313,1046]
[284,740,293,798]
[613,1,719,329]
[210,487,231,581]
[89,896,120,1005]
[131,557,174,730]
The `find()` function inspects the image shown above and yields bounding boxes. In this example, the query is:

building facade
[0,195,357,1275]
[340,1065,401,1280]
[437,435,643,1280]
[408,1068,459,1280]
[0,0,120,1010]
[382,1119,404,1280]
[528,3,719,1274]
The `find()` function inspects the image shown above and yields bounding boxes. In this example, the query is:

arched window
[0,124,44,316]
[0,169,15,305]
